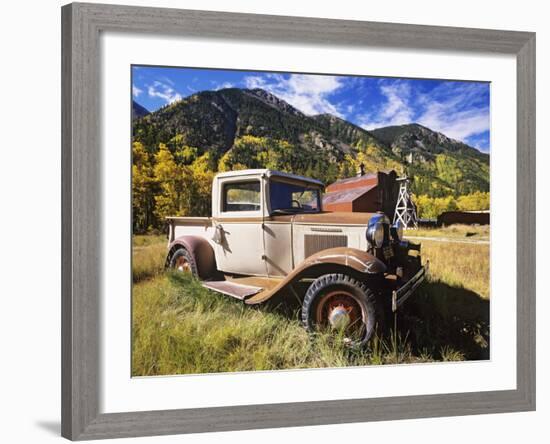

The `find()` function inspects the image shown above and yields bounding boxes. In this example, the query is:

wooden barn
[323,169,399,218]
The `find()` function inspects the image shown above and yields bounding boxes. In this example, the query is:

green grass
[131,234,489,375]
[132,272,439,376]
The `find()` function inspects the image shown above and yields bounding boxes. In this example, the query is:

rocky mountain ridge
[132,88,489,196]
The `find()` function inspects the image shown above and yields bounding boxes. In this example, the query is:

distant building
[437,210,490,226]
[323,169,399,218]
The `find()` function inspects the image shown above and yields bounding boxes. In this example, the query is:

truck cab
[211,169,325,276]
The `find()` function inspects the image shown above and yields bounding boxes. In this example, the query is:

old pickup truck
[166,169,427,346]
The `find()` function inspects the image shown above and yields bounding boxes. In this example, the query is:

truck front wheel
[168,248,198,277]
[301,273,378,347]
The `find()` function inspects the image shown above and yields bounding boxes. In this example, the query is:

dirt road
[405,236,490,245]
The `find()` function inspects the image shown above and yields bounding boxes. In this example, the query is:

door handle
[212,224,224,244]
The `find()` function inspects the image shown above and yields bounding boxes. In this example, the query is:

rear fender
[166,235,216,279]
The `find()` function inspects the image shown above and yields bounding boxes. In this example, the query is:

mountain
[132,100,150,119]
[370,123,490,196]
[133,88,387,158]
[312,113,389,153]
[132,88,489,197]
[371,123,488,164]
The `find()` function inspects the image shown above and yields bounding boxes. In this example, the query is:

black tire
[301,273,378,347]
[168,247,199,277]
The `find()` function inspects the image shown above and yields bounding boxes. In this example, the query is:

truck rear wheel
[301,273,377,347]
[168,248,198,277]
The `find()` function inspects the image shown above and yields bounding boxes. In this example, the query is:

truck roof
[214,169,324,187]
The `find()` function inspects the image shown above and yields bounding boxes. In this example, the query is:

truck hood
[290,211,380,225]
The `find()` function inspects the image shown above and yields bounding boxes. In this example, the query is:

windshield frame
[267,177,323,215]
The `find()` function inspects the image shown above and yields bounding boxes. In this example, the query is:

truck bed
[166,216,212,224]
[166,216,213,244]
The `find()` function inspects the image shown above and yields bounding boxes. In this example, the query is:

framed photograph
[61,2,535,440]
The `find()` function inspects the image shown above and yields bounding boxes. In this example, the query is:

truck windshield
[269,180,321,214]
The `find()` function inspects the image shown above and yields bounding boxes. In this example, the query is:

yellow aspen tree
[132,141,154,232]
[153,144,194,220]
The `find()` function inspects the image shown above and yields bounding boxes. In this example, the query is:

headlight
[391,222,403,241]
[366,221,384,248]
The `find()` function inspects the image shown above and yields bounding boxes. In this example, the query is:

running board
[202,280,263,300]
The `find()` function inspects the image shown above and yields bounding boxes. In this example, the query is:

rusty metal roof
[323,184,377,205]
[329,173,378,186]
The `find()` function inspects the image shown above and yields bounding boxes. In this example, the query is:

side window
[222,181,261,212]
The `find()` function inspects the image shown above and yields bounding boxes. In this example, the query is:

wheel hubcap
[315,290,365,339]
[328,306,351,329]
[175,256,191,273]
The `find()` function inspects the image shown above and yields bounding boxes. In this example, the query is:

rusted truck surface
[166,169,427,347]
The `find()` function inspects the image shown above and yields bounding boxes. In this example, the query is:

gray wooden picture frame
[61,2,536,440]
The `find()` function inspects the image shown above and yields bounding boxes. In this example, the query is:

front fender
[300,247,387,275]
[245,247,386,305]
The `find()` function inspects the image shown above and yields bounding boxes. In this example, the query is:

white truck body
[167,169,372,277]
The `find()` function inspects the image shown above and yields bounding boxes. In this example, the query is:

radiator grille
[304,234,348,258]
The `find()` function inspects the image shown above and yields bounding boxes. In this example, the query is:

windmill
[393,177,418,229]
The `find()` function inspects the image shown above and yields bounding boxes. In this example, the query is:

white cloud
[465,133,490,153]
[416,83,490,141]
[358,81,414,130]
[147,80,182,104]
[418,106,489,142]
[159,76,175,86]
[243,73,345,116]
[357,80,489,146]
[214,81,235,91]
[244,75,267,89]
[132,85,142,97]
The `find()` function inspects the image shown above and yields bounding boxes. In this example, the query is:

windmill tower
[393,177,418,229]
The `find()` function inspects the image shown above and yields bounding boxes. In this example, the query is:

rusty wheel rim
[174,255,191,273]
[315,290,366,342]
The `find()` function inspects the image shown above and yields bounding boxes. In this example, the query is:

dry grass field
[131,226,490,376]
[420,240,489,299]
[132,234,167,282]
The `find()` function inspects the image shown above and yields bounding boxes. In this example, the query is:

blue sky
[132,66,490,153]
